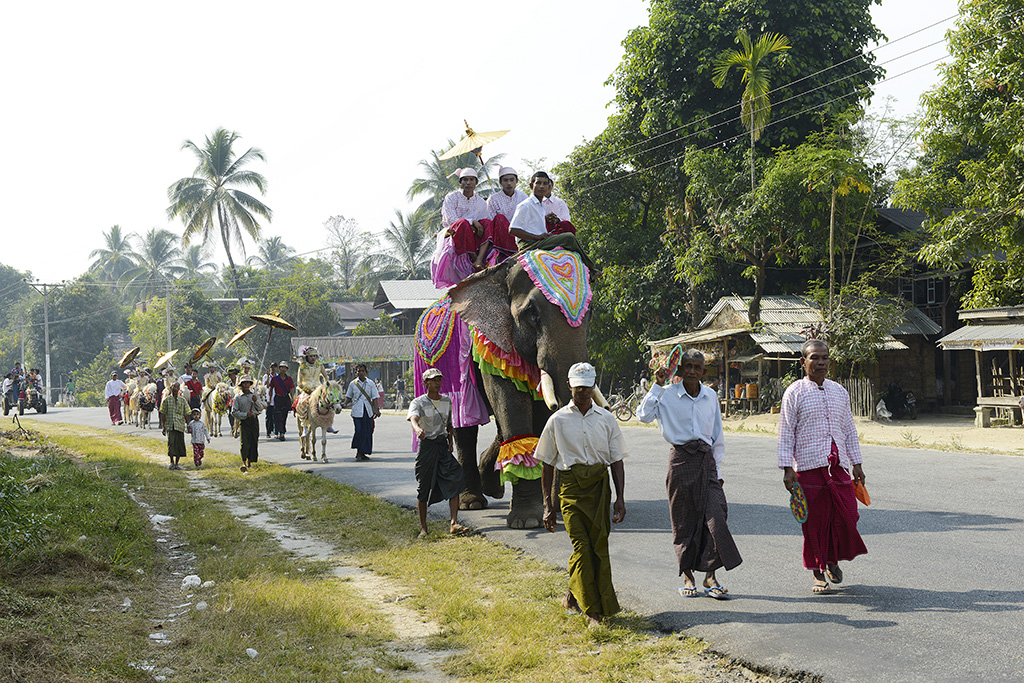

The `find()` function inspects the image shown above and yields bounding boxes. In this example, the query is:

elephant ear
[448,261,514,353]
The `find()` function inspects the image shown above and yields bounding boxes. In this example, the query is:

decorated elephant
[414,247,593,528]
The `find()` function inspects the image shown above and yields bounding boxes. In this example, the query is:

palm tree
[89,225,137,282]
[166,128,273,308]
[246,235,296,271]
[120,228,186,302]
[179,244,219,292]
[407,144,504,234]
[375,208,434,280]
[712,29,791,190]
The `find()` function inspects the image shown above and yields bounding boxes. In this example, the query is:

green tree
[167,128,273,309]
[88,225,137,283]
[128,280,220,366]
[712,29,791,190]
[75,346,120,407]
[352,312,401,337]
[894,0,1024,307]
[374,208,434,280]
[120,228,186,302]
[324,215,375,293]
[24,275,127,387]
[246,235,296,271]
[245,262,341,365]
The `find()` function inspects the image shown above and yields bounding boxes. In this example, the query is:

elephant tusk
[592,385,609,408]
[539,371,558,410]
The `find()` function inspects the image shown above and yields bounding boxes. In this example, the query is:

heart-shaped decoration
[516,249,592,327]
[416,297,457,365]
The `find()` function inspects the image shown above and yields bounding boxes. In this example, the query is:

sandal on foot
[704,585,729,600]
[678,586,700,598]
[449,523,472,536]
[812,581,831,594]
[825,565,843,584]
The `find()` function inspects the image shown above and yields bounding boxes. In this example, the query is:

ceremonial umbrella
[249,312,297,377]
[118,346,141,370]
[439,120,509,191]
[226,325,258,349]
[154,349,178,372]
[190,337,217,364]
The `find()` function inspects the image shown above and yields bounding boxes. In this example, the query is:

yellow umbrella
[249,312,297,376]
[118,346,141,370]
[226,325,258,349]
[154,349,178,372]
[439,121,509,160]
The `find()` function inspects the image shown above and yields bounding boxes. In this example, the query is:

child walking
[230,375,261,473]
[188,408,210,467]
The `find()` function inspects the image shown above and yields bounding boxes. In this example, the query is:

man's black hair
[529,171,552,185]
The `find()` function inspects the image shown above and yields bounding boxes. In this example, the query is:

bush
[77,390,103,407]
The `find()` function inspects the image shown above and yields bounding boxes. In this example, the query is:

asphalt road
[20,407,1024,682]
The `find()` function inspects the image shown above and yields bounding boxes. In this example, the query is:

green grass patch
[12,420,789,683]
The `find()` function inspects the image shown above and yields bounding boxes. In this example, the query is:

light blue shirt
[636,382,725,477]
[346,378,379,418]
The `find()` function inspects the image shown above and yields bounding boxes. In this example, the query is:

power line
[559,12,965,180]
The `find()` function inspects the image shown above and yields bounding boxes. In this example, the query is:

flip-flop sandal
[812,581,831,594]
[678,586,700,598]
[825,565,843,584]
[704,586,729,600]
[449,524,472,536]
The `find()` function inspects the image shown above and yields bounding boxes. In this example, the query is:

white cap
[422,368,443,380]
[458,167,478,179]
[498,166,517,178]
[567,362,597,387]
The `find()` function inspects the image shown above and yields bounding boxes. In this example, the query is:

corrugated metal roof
[291,335,415,362]
[937,324,1024,351]
[374,280,448,310]
[647,327,748,347]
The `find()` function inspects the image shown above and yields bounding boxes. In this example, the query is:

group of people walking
[533,339,868,627]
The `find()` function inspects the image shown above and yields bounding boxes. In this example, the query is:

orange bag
[854,481,871,506]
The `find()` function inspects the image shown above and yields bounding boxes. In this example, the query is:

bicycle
[605,388,634,422]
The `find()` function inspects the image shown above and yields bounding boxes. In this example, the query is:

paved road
[21,408,1024,682]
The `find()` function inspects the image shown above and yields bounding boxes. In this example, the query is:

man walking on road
[637,349,741,599]
[778,339,868,594]
[537,362,626,627]
[104,371,126,425]
[346,364,380,461]
[160,381,190,470]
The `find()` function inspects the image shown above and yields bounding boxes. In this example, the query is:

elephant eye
[525,301,541,327]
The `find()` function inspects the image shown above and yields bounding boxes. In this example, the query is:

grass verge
[3,421,804,683]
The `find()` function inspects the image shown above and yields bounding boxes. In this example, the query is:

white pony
[297,380,344,462]
[137,383,157,429]
[204,382,233,438]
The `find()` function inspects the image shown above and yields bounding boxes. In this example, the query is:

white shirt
[509,194,548,240]
[104,379,126,399]
[441,190,492,229]
[346,378,380,418]
[637,382,725,477]
[1,378,11,393]
[487,188,528,220]
[542,195,571,222]
[535,402,627,470]
[406,394,452,439]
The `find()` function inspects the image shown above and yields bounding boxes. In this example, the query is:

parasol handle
[477,150,498,195]
[258,327,274,381]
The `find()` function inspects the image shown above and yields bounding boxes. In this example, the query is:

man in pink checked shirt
[778,339,868,595]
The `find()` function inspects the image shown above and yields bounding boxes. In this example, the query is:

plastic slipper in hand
[854,481,871,506]
[790,482,808,523]
[666,344,683,377]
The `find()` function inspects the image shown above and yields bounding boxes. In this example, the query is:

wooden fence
[839,377,875,418]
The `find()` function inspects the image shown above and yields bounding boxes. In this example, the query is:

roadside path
[23,408,1024,682]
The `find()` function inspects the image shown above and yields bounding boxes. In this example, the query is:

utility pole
[25,280,64,406]
[19,314,25,366]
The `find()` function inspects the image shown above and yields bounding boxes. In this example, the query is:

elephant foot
[506,479,543,529]
[481,470,505,500]
[459,491,487,510]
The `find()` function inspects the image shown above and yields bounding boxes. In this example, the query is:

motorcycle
[882,380,916,420]
[19,380,47,415]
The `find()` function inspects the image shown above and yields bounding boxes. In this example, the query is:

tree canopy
[894,0,1024,307]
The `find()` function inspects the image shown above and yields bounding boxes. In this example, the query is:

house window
[926,278,938,304]
[899,277,915,305]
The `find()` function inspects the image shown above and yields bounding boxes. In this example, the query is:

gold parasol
[190,337,218,364]
[226,325,258,349]
[154,349,178,371]
[249,313,297,331]
[119,346,141,369]
[439,121,509,160]
[249,311,296,376]
[439,120,509,193]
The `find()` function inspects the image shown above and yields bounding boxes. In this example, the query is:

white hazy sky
[1,0,960,283]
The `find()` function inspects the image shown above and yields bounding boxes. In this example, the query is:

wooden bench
[974,396,1023,427]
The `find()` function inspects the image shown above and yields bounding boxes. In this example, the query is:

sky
[1,0,960,283]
